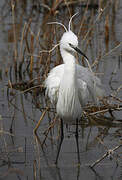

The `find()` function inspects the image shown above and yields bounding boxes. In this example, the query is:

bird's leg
[75,118,80,165]
[55,119,64,164]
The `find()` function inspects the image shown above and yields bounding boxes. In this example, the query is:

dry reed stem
[79,5,94,67]
[8,84,44,101]
[20,95,28,125]
[19,22,27,62]
[52,0,64,13]
[41,115,57,146]
[8,80,13,89]
[30,32,34,75]
[112,84,122,97]
[25,18,32,53]
[40,43,60,54]
[33,160,37,180]
[61,0,87,7]
[33,107,49,134]
[90,143,122,168]
[89,106,122,116]
[11,0,18,59]
[110,95,122,103]
[92,42,122,68]
[33,135,41,178]
[82,1,111,45]
[64,0,72,20]
[8,100,36,123]
[78,0,90,39]
[105,14,109,52]
[0,130,14,137]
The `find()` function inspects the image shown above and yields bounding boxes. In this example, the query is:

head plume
[47,12,79,32]
[68,12,78,31]
[47,22,67,32]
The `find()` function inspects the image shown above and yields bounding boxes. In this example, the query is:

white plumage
[44,15,105,122]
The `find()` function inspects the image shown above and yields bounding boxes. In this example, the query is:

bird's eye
[69,43,73,47]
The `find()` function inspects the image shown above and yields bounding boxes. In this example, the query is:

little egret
[44,14,105,164]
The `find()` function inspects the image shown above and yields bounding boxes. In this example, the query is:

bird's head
[60,30,78,53]
[48,13,89,60]
[60,30,88,60]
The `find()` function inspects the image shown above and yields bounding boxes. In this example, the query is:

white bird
[44,14,105,163]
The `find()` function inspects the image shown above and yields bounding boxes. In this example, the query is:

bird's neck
[60,49,76,83]
[60,48,75,65]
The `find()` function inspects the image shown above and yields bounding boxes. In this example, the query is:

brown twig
[33,107,49,134]
[41,116,57,147]
[89,106,122,116]
[90,144,122,168]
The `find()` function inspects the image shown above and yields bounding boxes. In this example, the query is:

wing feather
[44,64,64,104]
[45,63,105,105]
[76,64,105,104]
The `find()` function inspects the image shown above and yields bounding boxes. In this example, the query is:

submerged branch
[90,143,122,168]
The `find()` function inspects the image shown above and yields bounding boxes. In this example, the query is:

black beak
[69,43,89,60]
[74,47,89,60]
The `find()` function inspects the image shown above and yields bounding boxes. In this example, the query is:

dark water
[0,0,122,180]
